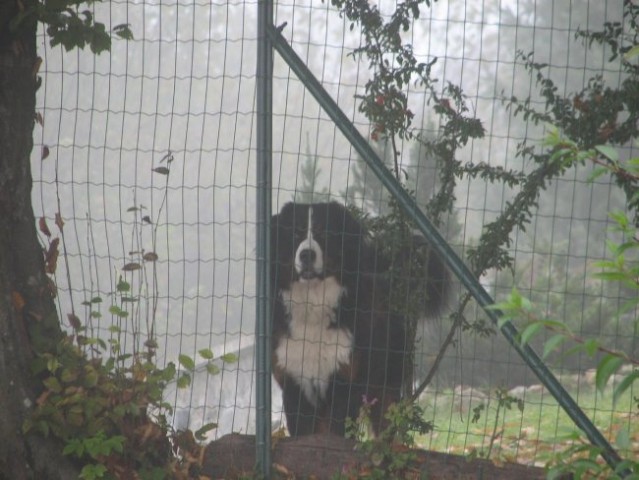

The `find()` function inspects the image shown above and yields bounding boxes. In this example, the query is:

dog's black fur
[270,201,444,436]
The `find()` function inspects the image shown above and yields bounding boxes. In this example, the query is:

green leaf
[178,354,195,371]
[63,439,83,457]
[116,278,130,292]
[520,322,543,346]
[43,376,62,393]
[221,352,238,363]
[583,338,599,357]
[612,370,639,406]
[89,23,111,54]
[198,348,214,360]
[84,366,99,388]
[615,426,631,451]
[79,463,107,480]
[542,334,567,359]
[176,373,191,388]
[593,271,628,282]
[608,210,629,229]
[623,44,639,60]
[46,356,60,373]
[595,145,619,162]
[206,363,220,375]
[162,362,177,381]
[22,418,34,435]
[116,353,132,363]
[595,354,623,392]
[60,367,79,383]
[113,23,134,40]
[194,422,218,441]
[586,166,609,183]
[540,319,570,332]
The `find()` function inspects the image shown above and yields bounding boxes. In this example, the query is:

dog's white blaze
[294,207,324,277]
[276,276,352,406]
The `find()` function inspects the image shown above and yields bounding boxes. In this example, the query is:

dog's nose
[298,248,316,266]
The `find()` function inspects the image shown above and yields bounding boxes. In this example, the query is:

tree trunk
[0,2,79,478]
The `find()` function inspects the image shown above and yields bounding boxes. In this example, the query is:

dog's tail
[369,233,451,319]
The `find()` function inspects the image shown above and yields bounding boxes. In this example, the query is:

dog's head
[271,202,371,288]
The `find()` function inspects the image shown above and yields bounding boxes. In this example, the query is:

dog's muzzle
[297,248,318,279]
[295,241,323,280]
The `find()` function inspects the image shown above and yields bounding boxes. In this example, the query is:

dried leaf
[122,262,142,271]
[39,217,51,237]
[44,238,60,274]
[32,57,42,77]
[67,313,82,330]
[273,463,293,477]
[11,291,26,311]
[54,213,64,231]
[45,276,57,298]
[153,166,170,175]
[35,112,44,126]
[141,215,152,224]
[41,145,50,160]
[143,252,158,262]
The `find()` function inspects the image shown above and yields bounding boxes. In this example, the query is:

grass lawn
[416,381,639,471]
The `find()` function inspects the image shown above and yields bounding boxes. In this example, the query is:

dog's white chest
[276,277,352,406]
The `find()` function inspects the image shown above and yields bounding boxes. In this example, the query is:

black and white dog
[271,201,444,436]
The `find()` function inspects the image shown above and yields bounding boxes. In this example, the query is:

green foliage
[338,399,433,479]
[330,0,483,185]
[334,1,639,475]
[26,150,235,477]
[24,333,175,478]
[484,388,524,459]
[506,3,639,222]
[24,327,235,478]
[10,0,133,54]
[490,188,638,477]
[331,0,436,161]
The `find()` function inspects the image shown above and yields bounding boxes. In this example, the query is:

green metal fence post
[256,1,273,477]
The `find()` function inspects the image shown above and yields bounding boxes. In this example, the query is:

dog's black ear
[271,202,294,230]
[328,202,365,236]
[276,202,294,217]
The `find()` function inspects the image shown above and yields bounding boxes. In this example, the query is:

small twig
[522,310,639,366]
[591,155,639,182]
[55,171,76,319]
[412,292,473,401]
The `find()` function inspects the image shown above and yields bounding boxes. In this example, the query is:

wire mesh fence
[31,0,637,471]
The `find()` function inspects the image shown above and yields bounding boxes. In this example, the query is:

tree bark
[202,433,552,480]
[0,2,79,478]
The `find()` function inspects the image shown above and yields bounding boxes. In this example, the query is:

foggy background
[31,0,636,440]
